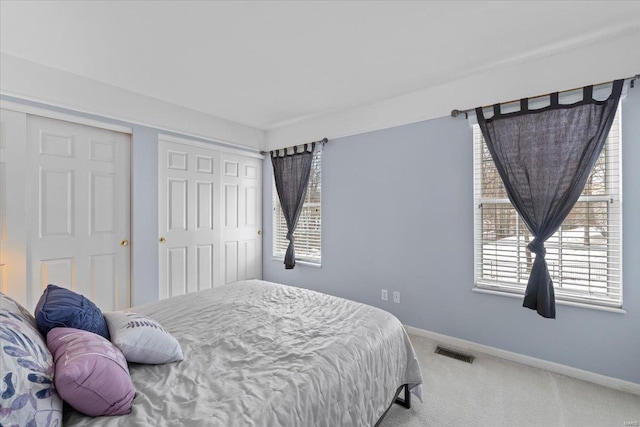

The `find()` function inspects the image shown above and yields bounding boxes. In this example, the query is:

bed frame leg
[394,384,411,409]
[374,384,413,427]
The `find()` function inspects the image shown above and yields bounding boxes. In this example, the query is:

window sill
[271,257,322,268]
[472,287,627,315]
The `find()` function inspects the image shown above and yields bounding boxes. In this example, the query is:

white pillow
[103,311,183,364]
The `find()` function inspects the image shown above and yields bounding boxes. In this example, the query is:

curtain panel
[476,80,623,318]
[271,143,316,269]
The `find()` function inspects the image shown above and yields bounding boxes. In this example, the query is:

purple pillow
[35,284,110,339]
[47,328,135,416]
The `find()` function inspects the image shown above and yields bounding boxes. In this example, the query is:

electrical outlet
[393,291,400,303]
[381,289,388,301]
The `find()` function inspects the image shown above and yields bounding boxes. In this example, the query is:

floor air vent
[435,346,474,364]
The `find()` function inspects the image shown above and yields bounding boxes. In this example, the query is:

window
[473,107,622,308]
[273,150,322,264]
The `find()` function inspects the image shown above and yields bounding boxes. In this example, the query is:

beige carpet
[382,334,640,427]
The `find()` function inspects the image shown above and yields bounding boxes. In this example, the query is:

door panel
[245,187,257,227]
[26,115,130,311]
[224,241,238,284]
[159,139,220,298]
[196,244,214,290]
[168,246,188,296]
[244,240,257,280]
[40,168,74,237]
[91,172,117,234]
[40,258,74,291]
[196,181,213,230]
[224,184,238,228]
[169,179,188,231]
[221,152,262,283]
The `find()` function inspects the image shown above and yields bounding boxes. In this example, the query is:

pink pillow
[47,328,135,416]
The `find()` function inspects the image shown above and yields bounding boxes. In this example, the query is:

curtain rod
[260,137,328,155]
[451,74,639,119]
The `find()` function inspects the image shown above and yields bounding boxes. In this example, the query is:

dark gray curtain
[271,143,316,269]
[476,80,623,318]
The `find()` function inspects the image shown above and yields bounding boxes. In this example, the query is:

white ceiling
[1,1,640,132]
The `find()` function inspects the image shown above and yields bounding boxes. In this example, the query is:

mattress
[63,280,423,426]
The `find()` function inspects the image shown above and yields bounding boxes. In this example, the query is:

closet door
[221,153,262,284]
[158,138,221,299]
[158,136,262,299]
[26,115,131,311]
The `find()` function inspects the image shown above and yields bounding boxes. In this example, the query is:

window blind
[273,150,322,264]
[473,106,622,308]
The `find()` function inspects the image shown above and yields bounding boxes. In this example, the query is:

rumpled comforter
[64,280,423,426]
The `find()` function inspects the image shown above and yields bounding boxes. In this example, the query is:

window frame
[272,149,322,266]
[472,106,623,311]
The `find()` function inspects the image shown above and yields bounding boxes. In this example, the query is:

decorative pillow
[104,311,183,364]
[46,327,135,416]
[0,292,62,427]
[34,284,110,339]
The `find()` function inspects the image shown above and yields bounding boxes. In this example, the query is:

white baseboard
[404,325,640,396]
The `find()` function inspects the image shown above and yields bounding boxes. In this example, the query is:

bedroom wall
[262,87,640,384]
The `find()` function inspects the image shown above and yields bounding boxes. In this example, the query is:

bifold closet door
[158,137,262,299]
[220,153,262,284]
[158,138,221,298]
[26,115,131,311]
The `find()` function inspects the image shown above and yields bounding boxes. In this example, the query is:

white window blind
[473,106,622,308]
[273,150,322,264]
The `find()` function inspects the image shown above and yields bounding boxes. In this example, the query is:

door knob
[257,230,262,236]
[120,240,129,247]
[159,237,166,243]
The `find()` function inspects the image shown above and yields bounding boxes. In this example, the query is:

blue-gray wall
[263,88,640,384]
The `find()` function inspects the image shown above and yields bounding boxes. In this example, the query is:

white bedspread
[64,280,423,426]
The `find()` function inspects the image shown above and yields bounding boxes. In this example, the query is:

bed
[61,279,423,426]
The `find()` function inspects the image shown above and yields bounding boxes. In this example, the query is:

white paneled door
[221,153,262,284]
[158,137,262,299]
[158,139,220,298]
[26,115,131,311]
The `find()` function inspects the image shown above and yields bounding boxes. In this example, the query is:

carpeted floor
[382,334,640,427]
